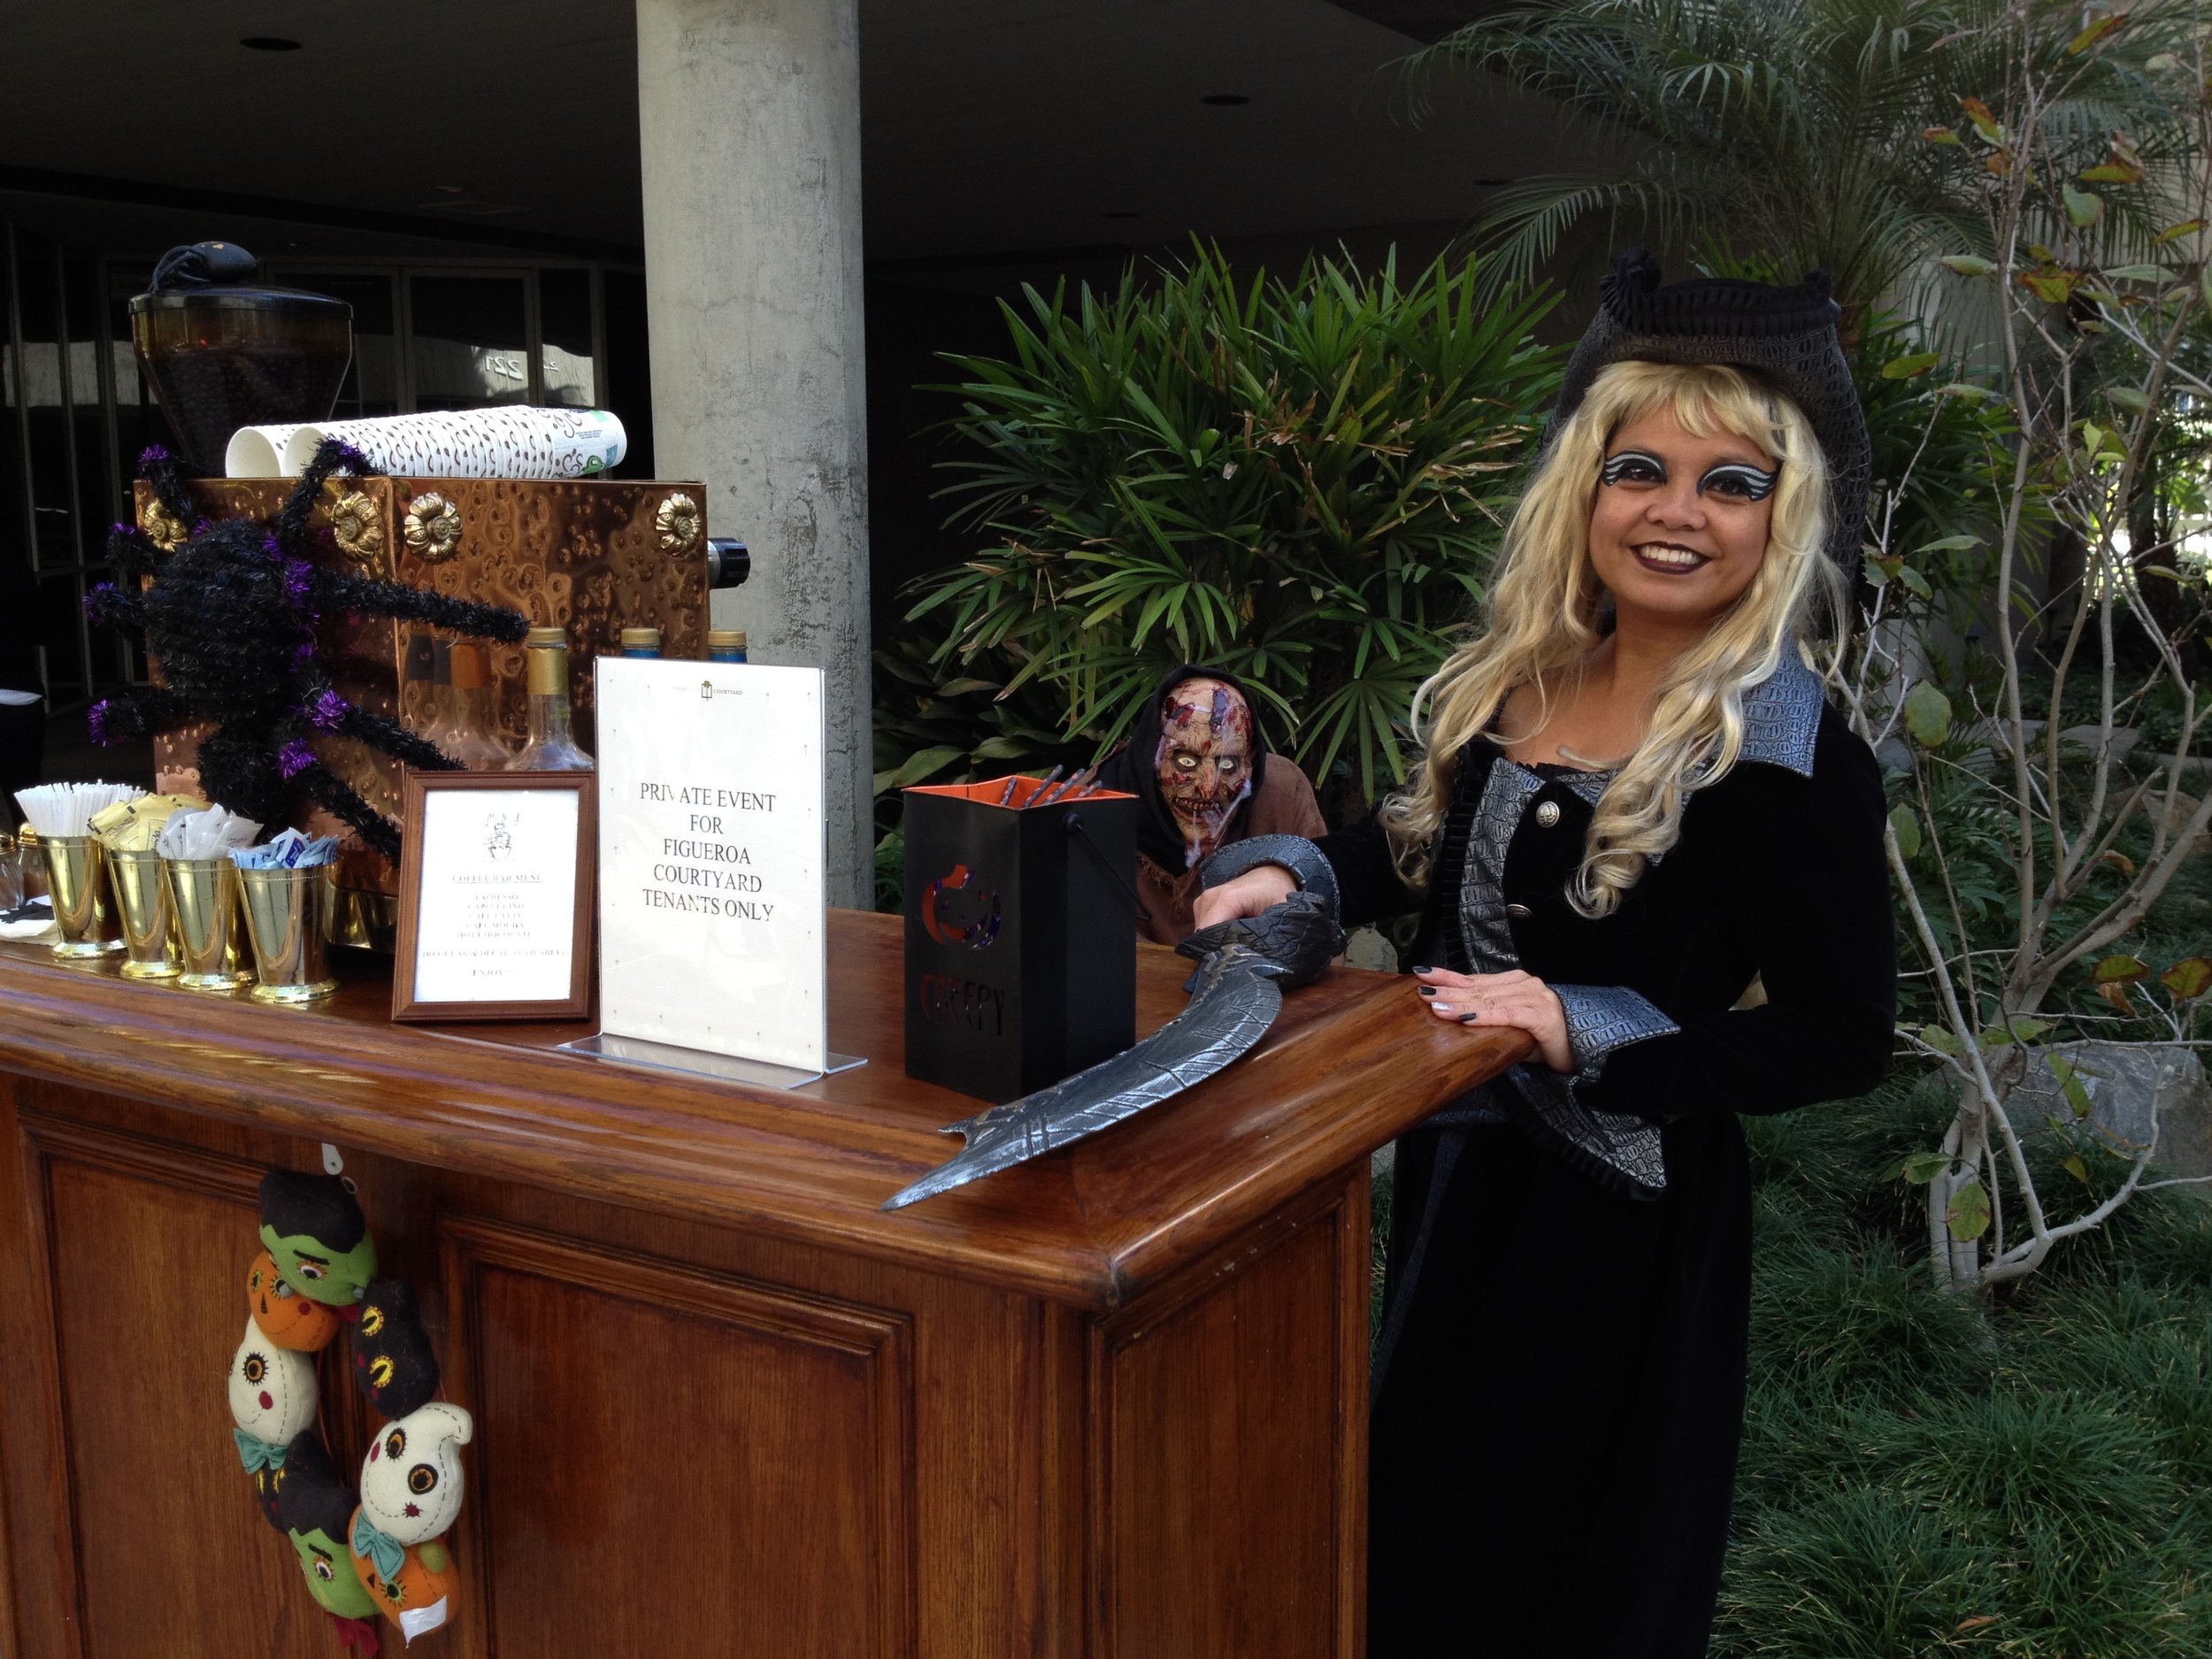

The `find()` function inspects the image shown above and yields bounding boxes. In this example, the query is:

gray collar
[1738,657,1824,776]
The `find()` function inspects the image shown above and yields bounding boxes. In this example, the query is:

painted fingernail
[1418,987,1437,997]
[1432,1004,1454,1016]
[1411,964,1432,974]
[1459,1013,1481,1024]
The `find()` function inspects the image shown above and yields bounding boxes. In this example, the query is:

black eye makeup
[1696,461,1779,502]
[1600,449,1667,487]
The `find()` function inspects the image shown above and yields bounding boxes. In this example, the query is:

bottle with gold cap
[508,626,594,772]
[707,629,748,664]
[619,626,662,659]
[442,641,515,770]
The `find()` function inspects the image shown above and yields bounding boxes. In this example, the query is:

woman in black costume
[1194,253,1897,1656]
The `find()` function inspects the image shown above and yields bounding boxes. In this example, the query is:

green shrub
[903,242,1563,813]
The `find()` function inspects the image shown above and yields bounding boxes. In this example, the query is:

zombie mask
[360,1402,472,1544]
[248,1248,341,1352]
[1156,676,1254,865]
[229,1316,319,1450]
[258,1168,378,1306]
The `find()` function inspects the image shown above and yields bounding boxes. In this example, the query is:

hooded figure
[1094,664,1326,946]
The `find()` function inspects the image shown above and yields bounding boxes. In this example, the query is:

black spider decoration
[86,439,529,861]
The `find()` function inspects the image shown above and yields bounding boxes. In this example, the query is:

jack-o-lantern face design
[247,1249,340,1351]
[359,1402,472,1544]
[348,1505,458,1640]
[227,1316,318,1446]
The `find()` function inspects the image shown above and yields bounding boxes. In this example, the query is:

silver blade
[882,944,1285,1210]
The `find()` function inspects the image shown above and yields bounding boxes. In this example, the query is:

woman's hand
[1414,966,1574,1073]
[1190,865,1297,932]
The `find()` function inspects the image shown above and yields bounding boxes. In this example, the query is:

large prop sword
[883,891,1342,1210]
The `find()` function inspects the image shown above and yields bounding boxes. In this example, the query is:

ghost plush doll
[258,1168,378,1307]
[360,1402,472,1546]
[247,1248,341,1352]
[229,1316,318,1471]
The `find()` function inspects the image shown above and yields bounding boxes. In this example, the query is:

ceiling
[0,0,1562,272]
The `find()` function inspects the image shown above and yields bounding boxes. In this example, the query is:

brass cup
[105,848,179,979]
[165,857,253,992]
[44,836,125,960]
[237,865,338,1005]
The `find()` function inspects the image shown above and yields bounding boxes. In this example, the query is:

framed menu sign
[392,772,595,1022]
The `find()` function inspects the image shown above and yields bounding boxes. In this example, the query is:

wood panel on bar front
[0,910,1525,1658]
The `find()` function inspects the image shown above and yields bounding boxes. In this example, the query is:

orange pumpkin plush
[247,1249,341,1352]
[347,1505,457,1645]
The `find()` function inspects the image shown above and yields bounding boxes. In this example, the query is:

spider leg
[330,701,458,773]
[86,687,196,746]
[309,571,529,644]
[103,523,161,588]
[84,580,148,630]
[277,438,377,552]
[197,727,289,832]
[294,761,402,863]
[138,446,198,526]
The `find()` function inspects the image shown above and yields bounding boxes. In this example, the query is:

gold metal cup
[166,857,253,992]
[43,836,125,960]
[237,865,338,1005]
[106,848,179,979]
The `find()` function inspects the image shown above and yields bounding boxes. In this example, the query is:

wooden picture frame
[393,770,595,1022]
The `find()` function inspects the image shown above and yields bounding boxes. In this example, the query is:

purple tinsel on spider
[332,441,371,472]
[87,700,111,745]
[278,741,317,780]
[290,640,318,672]
[307,689,348,731]
[262,534,283,558]
[137,444,171,470]
[110,522,139,542]
[83,582,119,617]
[283,561,315,603]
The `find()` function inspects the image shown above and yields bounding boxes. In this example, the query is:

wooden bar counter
[0,910,1523,1658]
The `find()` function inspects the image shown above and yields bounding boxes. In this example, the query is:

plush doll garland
[229,1168,473,1652]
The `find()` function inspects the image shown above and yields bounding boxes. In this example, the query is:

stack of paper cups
[272,406,626,480]
[225,424,311,478]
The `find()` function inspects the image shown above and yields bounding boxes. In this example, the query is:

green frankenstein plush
[271,1433,379,1620]
[258,1169,377,1306]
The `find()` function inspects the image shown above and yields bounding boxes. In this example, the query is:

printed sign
[594,659,827,1073]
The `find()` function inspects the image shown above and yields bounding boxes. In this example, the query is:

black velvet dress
[1307,663,1894,1657]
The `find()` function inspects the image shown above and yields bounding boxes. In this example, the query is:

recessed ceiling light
[240,36,302,50]
[434,185,465,195]
[1200,93,1250,106]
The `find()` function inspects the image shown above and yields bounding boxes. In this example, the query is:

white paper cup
[282,406,627,480]
[225,423,309,478]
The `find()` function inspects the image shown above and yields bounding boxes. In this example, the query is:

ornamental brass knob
[655,491,702,554]
[139,497,190,552]
[326,490,385,566]
[403,492,464,562]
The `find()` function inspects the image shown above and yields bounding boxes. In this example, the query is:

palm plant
[910,243,1563,810]
[1418,0,2196,323]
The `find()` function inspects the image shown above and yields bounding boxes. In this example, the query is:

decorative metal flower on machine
[84,441,529,863]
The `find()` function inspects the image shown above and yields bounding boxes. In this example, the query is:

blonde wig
[1378,359,1845,917]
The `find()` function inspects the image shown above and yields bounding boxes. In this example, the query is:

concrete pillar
[636,0,872,906]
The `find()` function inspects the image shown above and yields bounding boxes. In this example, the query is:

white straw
[13,782,144,838]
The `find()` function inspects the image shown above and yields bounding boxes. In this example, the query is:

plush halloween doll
[358,1402,472,1548]
[352,1278,441,1419]
[270,1430,381,1630]
[228,1315,319,1474]
[250,1426,342,1534]
[348,1504,459,1644]
[259,1168,378,1306]
[248,1248,341,1351]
